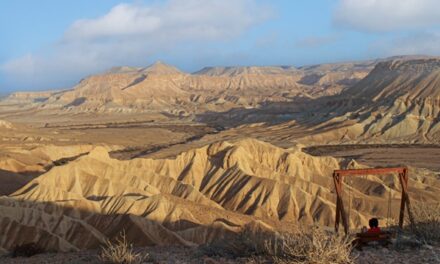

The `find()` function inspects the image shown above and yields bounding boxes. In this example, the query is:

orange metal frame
[333,167,413,234]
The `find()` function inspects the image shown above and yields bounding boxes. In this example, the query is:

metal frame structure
[333,167,414,234]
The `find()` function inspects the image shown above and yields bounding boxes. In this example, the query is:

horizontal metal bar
[334,167,406,176]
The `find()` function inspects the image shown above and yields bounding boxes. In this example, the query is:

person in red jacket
[367,217,381,233]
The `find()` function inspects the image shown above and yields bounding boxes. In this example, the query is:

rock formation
[292,58,440,144]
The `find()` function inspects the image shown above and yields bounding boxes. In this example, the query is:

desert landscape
[1,1,440,263]
[1,55,440,263]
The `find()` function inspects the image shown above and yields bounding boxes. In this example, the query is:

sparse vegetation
[264,226,355,264]
[199,227,274,258]
[99,231,149,264]
[410,201,440,244]
[201,225,355,264]
[12,243,44,258]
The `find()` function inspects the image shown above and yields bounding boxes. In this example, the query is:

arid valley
[0,56,440,263]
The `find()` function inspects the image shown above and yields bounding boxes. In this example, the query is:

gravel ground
[354,244,440,264]
[1,244,440,264]
[0,246,251,264]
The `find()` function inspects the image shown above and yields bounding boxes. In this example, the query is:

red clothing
[368,227,381,233]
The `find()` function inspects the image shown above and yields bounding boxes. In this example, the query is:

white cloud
[64,4,161,41]
[1,0,272,90]
[334,0,440,32]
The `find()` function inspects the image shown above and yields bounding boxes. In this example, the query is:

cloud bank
[1,0,271,90]
[334,0,440,32]
[333,0,440,58]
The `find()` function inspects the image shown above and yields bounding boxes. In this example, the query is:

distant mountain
[3,59,376,115]
[140,61,184,75]
[298,58,440,144]
[104,61,183,75]
[7,56,439,144]
[193,65,298,76]
[346,59,440,101]
[55,61,188,113]
[6,90,60,102]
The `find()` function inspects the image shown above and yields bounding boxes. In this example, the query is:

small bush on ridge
[99,231,149,264]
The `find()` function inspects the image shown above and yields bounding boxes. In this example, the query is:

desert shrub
[199,227,277,258]
[410,201,440,244]
[200,225,355,263]
[12,243,44,258]
[264,226,355,264]
[99,231,149,264]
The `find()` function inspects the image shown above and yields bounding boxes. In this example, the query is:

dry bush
[410,201,440,244]
[12,243,44,258]
[264,226,355,264]
[99,231,149,264]
[200,225,355,263]
[199,227,276,258]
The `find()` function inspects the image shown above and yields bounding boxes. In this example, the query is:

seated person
[367,217,381,233]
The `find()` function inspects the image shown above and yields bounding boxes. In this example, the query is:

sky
[1,0,440,92]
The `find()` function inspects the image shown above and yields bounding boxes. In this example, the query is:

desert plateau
[1,1,440,263]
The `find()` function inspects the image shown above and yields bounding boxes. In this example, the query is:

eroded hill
[1,139,439,252]
[292,58,440,144]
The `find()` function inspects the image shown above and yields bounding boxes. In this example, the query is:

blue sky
[1,0,440,92]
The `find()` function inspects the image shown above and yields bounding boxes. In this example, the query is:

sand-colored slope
[194,66,298,76]
[48,61,188,112]
[345,59,440,101]
[1,138,439,252]
[294,58,440,144]
[0,120,13,129]
[0,144,111,174]
[6,91,59,102]
[0,144,116,195]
